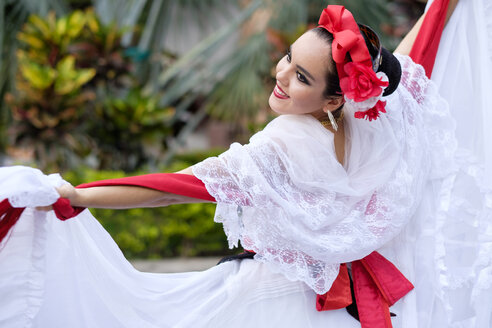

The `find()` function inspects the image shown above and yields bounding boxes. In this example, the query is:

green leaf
[55,68,95,95]
[85,9,100,34]
[55,16,67,40]
[20,61,55,89]
[73,68,96,86]
[56,55,75,73]
[54,56,95,94]
[28,15,51,39]
[17,31,44,49]
[66,10,86,38]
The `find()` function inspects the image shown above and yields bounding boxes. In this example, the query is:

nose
[275,60,289,86]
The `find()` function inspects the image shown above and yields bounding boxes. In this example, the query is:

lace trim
[194,55,456,294]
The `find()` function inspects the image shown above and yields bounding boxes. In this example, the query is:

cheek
[289,84,325,111]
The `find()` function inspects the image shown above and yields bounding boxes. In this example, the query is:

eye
[296,71,309,85]
[286,50,291,63]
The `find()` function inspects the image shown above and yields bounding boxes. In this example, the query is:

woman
[0,2,488,327]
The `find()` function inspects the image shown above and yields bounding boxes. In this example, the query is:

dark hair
[311,26,401,100]
[311,27,342,100]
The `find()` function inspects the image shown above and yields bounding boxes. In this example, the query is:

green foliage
[62,149,232,259]
[4,9,101,170]
[88,202,227,259]
[5,8,173,172]
[91,88,175,171]
[69,8,131,86]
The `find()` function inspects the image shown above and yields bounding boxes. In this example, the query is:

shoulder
[252,115,334,149]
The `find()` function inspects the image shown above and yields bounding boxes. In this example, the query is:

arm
[57,167,211,209]
[394,0,459,55]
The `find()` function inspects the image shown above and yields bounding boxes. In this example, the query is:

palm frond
[205,33,271,121]
[156,0,263,105]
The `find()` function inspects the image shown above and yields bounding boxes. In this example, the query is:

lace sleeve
[395,54,457,179]
[193,57,456,294]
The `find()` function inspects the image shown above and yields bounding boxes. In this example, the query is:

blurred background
[0,0,426,259]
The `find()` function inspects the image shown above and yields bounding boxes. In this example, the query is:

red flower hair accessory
[318,5,389,121]
[340,62,389,102]
[354,100,387,121]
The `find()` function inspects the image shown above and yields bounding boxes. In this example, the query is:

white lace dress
[0,2,491,326]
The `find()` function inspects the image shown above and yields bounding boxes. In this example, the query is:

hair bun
[379,47,401,97]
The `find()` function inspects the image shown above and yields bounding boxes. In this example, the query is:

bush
[5,9,175,172]
[62,149,236,259]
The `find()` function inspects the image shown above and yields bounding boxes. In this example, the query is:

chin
[268,93,285,114]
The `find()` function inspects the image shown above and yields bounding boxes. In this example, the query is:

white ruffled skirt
[0,167,489,328]
[0,207,360,328]
[1,0,492,327]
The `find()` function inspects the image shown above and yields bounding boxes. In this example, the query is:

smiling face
[269,30,342,119]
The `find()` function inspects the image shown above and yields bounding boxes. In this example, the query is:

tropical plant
[4,8,158,171]
[70,8,132,87]
[2,0,424,169]
[93,0,401,160]
[5,10,97,170]
[5,10,101,170]
[90,88,175,171]
[0,0,69,158]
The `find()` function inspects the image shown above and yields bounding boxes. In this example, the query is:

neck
[310,110,328,122]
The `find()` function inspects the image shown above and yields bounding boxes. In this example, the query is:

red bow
[317,5,373,80]
[317,252,414,328]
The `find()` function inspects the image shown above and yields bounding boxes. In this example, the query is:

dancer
[1,2,489,327]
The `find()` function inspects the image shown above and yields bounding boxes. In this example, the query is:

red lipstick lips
[273,83,289,99]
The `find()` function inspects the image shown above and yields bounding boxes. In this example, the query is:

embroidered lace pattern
[193,55,456,294]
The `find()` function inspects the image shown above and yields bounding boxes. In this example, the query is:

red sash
[409,0,450,78]
[317,252,414,328]
[1,173,413,327]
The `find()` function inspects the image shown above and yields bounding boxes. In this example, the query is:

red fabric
[52,173,216,220]
[0,173,215,239]
[52,197,85,221]
[352,252,414,328]
[318,5,373,82]
[0,199,26,244]
[316,263,352,310]
[409,0,450,78]
[1,172,414,328]
[76,173,215,202]
[317,252,414,328]
[358,251,414,306]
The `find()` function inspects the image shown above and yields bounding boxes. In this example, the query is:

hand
[36,183,77,211]
[56,183,78,203]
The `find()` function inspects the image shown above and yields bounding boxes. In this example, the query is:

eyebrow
[297,64,316,82]
[289,46,316,82]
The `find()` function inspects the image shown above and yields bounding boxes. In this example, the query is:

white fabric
[0,206,361,328]
[431,0,492,190]
[416,0,492,325]
[0,166,65,208]
[0,1,491,326]
[192,54,455,294]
